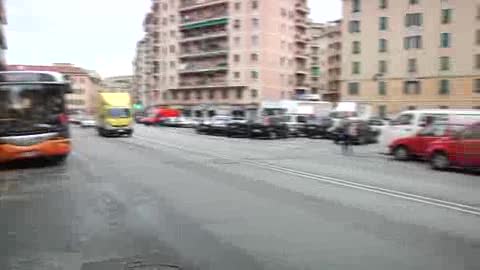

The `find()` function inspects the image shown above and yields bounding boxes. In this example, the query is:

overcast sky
[5,0,342,78]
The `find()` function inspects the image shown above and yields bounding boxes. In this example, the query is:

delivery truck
[97,92,134,137]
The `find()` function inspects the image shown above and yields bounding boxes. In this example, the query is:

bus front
[0,72,72,163]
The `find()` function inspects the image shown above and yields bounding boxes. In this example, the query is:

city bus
[0,71,72,163]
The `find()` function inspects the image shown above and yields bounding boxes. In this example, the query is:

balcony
[295,50,309,59]
[295,3,310,13]
[295,19,308,28]
[180,49,229,59]
[180,31,228,43]
[178,78,229,89]
[180,17,229,30]
[179,63,228,74]
[180,0,228,12]
[295,68,308,75]
[294,34,308,43]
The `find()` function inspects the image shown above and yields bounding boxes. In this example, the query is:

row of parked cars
[194,114,383,144]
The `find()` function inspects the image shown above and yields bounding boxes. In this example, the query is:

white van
[379,109,480,152]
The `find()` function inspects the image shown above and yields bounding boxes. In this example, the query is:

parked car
[245,116,289,139]
[196,116,237,135]
[427,122,480,170]
[69,114,82,125]
[304,116,334,138]
[284,114,308,137]
[367,117,389,135]
[389,123,466,161]
[141,108,181,126]
[80,116,96,128]
[331,119,380,145]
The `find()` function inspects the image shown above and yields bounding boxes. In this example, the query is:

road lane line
[132,134,480,217]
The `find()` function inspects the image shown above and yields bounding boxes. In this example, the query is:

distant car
[304,116,334,138]
[331,119,379,145]
[389,123,466,161]
[227,116,288,139]
[176,117,198,128]
[284,114,308,137]
[141,108,181,126]
[196,116,234,135]
[426,122,480,170]
[367,117,389,135]
[69,115,82,125]
[80,117,96,128]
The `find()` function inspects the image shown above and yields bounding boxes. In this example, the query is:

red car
[426,122,480,170]
[390,123,466,161]
[141,108,181,126]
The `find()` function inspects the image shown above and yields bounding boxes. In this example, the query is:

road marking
[132,134,480,217]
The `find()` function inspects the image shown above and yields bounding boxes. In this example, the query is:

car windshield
[109,108,130,118]
[0,84,66,135]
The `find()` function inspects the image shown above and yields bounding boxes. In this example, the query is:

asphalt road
[1,125,479,270]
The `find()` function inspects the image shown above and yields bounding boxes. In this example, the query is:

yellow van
[97,92,134,137]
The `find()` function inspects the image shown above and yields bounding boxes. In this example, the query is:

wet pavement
[1,125,479,270]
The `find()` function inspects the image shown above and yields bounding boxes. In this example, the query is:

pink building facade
[135,0,311,117]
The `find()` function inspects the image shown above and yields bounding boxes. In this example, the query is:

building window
[379,0,388,9]
[408,58,417,73]
[234,19,241,29]
[251,89,258,98]
[222,89,228,99]
[352,41,361,54]
[195,90,202,100]
[251,71,259,79]
[379,17,388,30]
[234,37,241,46]
[209,90,215,99]
[409,0,419,4]
[234,2,241,10]
[352,0,361,12]
[251,53,259,62]
[236,88,243,99]
[169,15,175,23]
[405,13,423,27]
[169,45,175,53]
[403,81,421,94]
[281,8,287,17]
[475,54,480,69]
[252,18,259,28]
[378,81,387,95]
[379,60,387,74]
[251,0,258,10]
[379,39,388,52]
[348,82,360,95]
[352,62,361,74]
[476,30,480,45]
[234,54,240,62]
[441,9,452,24]
[439,56,450,71]
[252,35,259,46]
[349,21,361,33]
[183,90,191,100]
[440,33,451,48]
[474,79,480,93]
[404,36,422,49]
[439,79,450,95]
[234,72,241,79]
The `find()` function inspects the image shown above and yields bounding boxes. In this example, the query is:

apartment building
[7,64,102,114]
[308,20,342,102]
[133,39,149,105]
[341,0,480,117]
[103,75,133,92]
[140,0,310,118]
[0,0,7,70]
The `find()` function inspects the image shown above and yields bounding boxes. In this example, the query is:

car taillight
[58,113,69,125]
